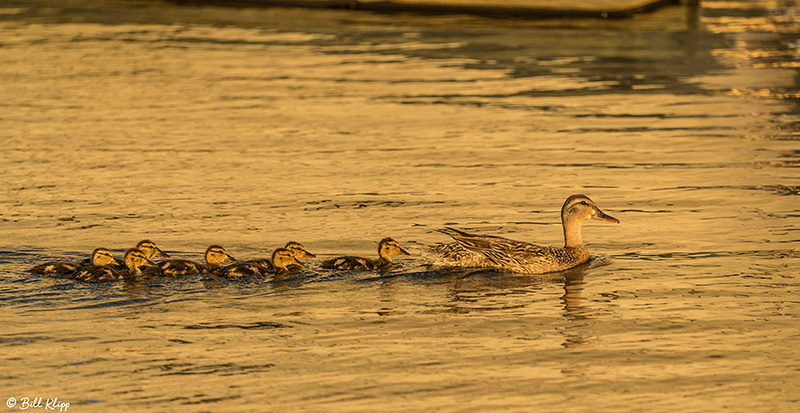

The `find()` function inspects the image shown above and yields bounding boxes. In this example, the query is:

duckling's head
[91,247,122,267]
[136,240,170,259]
[561,194,619,224]
[124,248,157,271]
[284,241,316,258]
[378,237,411,258]
[205,245,237,266]
[272,248,303,271]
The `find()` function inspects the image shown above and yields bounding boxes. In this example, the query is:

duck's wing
[157,259,204,276]
[71,266,125,282]
[29,261,80,277]
[438,227,554,272]
[213,263,265,278]
[320,256,375,271]
[439,227,546,253]
[244,259,274,272]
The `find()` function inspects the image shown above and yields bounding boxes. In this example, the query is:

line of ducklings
[30,196,620,279]
[28,238,411,283]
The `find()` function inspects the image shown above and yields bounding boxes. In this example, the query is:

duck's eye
[579,201,588,206]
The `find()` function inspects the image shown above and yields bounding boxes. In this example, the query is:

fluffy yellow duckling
[150,245,237,277]
[29,248,121,277]
[71,248,156,282]
[241,241,315,273]
[135,239,170,260]
[214,248,303,279]
[321,238,410,270]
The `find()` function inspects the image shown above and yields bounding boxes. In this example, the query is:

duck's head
[205,245,237,266]
[561,194,619,224]
[91,247,122,267]
[284,241,316,258]
[124,248,157,271]
[272,248,303,271]
[136,240,170,259]
[378,237,411,259]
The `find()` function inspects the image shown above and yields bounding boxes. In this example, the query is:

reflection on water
[1,0,799,411]
[561,266,590,320]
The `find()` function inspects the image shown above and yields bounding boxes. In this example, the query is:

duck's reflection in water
[377,277,400,317]
[558,263,594,349]
[421,263,596,348]
[271,272,304,292]
[561,264,591,321]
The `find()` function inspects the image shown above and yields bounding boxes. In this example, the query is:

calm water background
[1,0,798,411]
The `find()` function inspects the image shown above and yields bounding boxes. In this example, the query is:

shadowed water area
[1,0,798,411]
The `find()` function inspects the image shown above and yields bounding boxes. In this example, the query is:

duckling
[29,247,121,277]
[321,237,410,271]
[214,248,302,279]
[136,239,170,260]
[79,239,169,266]
[241,241,316,273]
[149,245,237,277]
[284,241,316,259]
[71,248,155,282]
[271,248,305,273]
[428,194,619,274]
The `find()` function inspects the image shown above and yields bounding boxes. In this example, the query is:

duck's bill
[155,249,170,258]
[398,247,411,256]
[291,258,304,267]
[143,258,158,267]
[225,254,238,263]
[113,258,124,267]
[301,250,316,258]
[593,209,620,224]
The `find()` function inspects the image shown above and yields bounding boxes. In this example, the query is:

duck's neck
[128,264,142,276]
[378,249,392,265]
[562,217,585,249]
[205,259,220,270]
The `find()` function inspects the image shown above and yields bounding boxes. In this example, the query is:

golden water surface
[1,0,798,411]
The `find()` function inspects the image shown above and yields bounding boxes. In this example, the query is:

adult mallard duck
[149,245,237,277]
[429,194,619,274]
[71,248,156,282]
[29,247,121,277]
[214,248,303,278]
[321,237,410,271]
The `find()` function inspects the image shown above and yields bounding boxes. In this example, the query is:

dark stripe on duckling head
[124,248,157,270]
[136,239,170,258]
[284,241,316,258]
[379,237,411,256]
[272,248,303,271]
[91,248,120,267]
[205,245,237,265]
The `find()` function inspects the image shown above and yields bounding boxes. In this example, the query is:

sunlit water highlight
[1,0,798,411]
